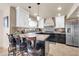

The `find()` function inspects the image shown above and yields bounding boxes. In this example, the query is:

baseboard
[66,44,79,48]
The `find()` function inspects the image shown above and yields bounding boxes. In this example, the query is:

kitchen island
[17,31,66,56]
[36,31,66,56]
[36,32,66,44]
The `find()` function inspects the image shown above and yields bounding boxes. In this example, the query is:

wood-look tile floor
[0,48,8,56]
[0,43,79,56]
[48,43,79,56]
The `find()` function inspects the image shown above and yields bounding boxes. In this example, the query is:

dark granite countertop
[36,31,65,35]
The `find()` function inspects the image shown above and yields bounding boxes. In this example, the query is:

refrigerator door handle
[67,28,71,33]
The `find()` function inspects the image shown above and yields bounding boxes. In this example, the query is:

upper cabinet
[29,20,37,28]
[55,16,65,28]
[38,18,44,28]
[16,7,29,27]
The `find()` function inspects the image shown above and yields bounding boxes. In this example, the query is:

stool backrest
[8,34,16,44]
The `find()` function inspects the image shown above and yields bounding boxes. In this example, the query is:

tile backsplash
[44,26,55,32]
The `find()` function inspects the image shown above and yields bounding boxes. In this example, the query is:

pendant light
[37,3,40,21]
[28,6,31,21]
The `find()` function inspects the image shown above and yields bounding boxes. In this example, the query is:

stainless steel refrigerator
[65,19,79,47]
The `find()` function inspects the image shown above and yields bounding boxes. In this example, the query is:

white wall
[0,6,10,48]
[0,6,16,49]
[3,7,10,48]
[0,11,4,47]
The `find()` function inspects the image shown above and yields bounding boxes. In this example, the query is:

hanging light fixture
[37,3,40,21]
[28,6,31,21]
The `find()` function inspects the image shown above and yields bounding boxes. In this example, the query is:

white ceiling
[70,7,79,18]
[0,3,73,18]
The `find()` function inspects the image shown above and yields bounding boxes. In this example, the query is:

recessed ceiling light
[58,13,61,16]
[57,7,62,10]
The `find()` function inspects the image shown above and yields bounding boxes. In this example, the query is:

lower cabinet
[46,34,66,44]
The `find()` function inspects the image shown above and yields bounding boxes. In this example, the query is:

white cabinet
[29,20,37,28]
[38,18,44,28]
[16,7,29,27]
[55,16,65,28]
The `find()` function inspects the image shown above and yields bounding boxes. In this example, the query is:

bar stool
[25,33,37,56]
